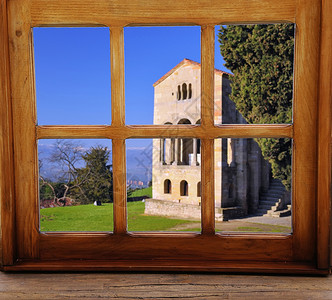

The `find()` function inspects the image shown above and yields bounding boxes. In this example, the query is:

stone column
[248,140,260,213]
[160,138,165,165]
[180,139,184,164]
[235,138,248,214]
[172,138,179,165]
[261,158,270,192]
[191,138,197,166]
[165,138,172,165]
[170,138,175,164]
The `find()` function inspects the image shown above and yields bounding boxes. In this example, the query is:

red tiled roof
[153,58,232,87]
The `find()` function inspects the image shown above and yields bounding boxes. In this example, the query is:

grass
[128,186,152,198]
[40,201,197,232]
[40,201,291,233]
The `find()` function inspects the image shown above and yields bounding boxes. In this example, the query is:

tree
[218,24,294,190]
[39,140,89,206]
[77,146,113,204]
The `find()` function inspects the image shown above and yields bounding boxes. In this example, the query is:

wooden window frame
[0,0,330,274]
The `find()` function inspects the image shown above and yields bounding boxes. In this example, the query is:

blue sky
[33,26,229,182]
[33,26,229,150]
[33,26,229,127]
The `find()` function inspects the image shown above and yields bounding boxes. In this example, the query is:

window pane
[124,26,201,125]
[214,138,292,233]
[214,24,295,125]
[33,27,111,125]
[126,138,201,232]
[38,139,113,232]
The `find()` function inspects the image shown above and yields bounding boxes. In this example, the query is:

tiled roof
[153,58,232,87]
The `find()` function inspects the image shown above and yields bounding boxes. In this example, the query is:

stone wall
[145,198,246,221]
[149,59,276,220]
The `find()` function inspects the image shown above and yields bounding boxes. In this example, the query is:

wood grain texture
[201,25,214,128]
[110,27,125,126]
[1,0,329,274]
[1,272,332,299]
[112,139,127,234]
[292,0,321,262]
[201,139,215,234]
[7,0,39,259]
[0,0,15,266]
[317,0,332,269]
[37,232,292,262]
[4,259,327,275]
[37,124,293,139]
[30,0,296,27]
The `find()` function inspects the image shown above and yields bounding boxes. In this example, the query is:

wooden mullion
[37,124,293,140]
[36,124,294,139]
[110,26,126,233]
[110,27,125,127]
[201,25,215,129]
[200,25,215,234]
[112,139,127,234]
[201,139,215,234]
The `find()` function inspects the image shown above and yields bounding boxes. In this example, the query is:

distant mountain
[38,143,152,183]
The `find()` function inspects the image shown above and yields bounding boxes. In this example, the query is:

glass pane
[38,139,113,232]
[124,26,201,125]
[126,138,201,232]
[33,27,111,125]
[214,138,292,233]
[214,24,295,125]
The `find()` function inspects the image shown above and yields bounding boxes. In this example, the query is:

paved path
[230,215,292,226]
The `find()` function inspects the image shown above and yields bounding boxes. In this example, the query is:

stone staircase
[257,179,291,217]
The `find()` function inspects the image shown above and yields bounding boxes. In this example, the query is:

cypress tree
[218,24,294,190]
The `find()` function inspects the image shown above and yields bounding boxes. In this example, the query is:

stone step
[270,179,284,184]
[260,206,291,217]
[269,209,291,218]
[260,196,282,202]
[269,184,285,189]
[260,192,284,198]
[256,209,269,214]
[260,200,281,206]
[259,204,279,210]
[266,187,286,192]
[261,187,285,193]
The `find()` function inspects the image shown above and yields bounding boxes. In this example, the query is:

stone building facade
[145,59,289,220]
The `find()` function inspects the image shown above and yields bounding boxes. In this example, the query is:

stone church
[145,59,290,220]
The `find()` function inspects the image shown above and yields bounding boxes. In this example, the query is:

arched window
[197,181,201,197]
[177,85,181,100]
[164,179,171,194]
[180,180,188,196]
[188,83,192,99]
[182,83,187,100]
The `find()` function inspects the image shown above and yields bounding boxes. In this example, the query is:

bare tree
[39,140,90,206]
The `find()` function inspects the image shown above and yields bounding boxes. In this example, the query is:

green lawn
[128,186,152,198]
[40,200,290,233]
[40,201,198,232]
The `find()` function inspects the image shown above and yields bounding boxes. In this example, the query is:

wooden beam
[37,124,293,139]
[30,0,296,27]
